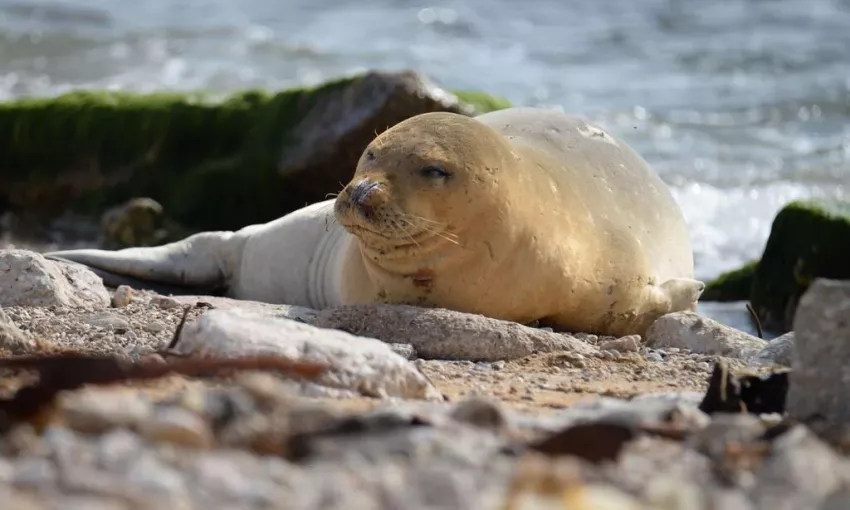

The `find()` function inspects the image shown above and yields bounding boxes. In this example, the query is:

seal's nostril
[351,179,381,205]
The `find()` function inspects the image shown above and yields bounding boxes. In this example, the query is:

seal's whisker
[392,219,421,248]
[398,217,460,246]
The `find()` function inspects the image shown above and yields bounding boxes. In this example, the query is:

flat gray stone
[646,311,767,359]
[786,279,850,423]
[313,304,597,362]
[175,308,443,401]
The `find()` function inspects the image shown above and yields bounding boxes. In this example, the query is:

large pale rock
[167,295,318,324]
[312,304,597,362]
[174,308,442,401]
[786,279,850,422]
[0,249,109,310]
[748,332,796,368]
[748,425,850,510]
[645,312,766,359]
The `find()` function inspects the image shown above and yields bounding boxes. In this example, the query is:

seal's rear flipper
[659,277,705,313]
[44,231,242,297]
[46,255,227,296]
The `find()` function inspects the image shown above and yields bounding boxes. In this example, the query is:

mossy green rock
[0,70,510,232]
[749,199,850,333]
[701,260,758,302]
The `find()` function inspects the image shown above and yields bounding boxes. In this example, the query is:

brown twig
[0,352,329,430]
[167,305,193,350]
[746,302,764,339]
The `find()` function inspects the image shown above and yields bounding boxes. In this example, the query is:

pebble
[450,397,507,429]
[151,296,181,309]
[112,285,134,307]
[645,352,664,362]
[388,342,417,359]
[137,407,214,449]
[143,321,167,334]
[599,335,641,352]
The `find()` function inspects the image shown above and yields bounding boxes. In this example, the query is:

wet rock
[175,308,443,401]
[0,308,36,354]
[0,250,109,310]
[749,332,796,368]
[786,279,850,423]
[646,312,766,359]
[313,304,597,362]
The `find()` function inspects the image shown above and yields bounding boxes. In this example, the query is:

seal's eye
[419,165,450,179]
[365,151,376,162]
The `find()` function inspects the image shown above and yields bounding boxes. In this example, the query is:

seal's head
[334,112,514,261]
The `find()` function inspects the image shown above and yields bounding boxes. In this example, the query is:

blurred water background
[0,0,848,284]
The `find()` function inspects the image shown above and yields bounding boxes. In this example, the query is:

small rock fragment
[313,304,596,362]
[450,397,507,429]
[138,407,214,449]
[786,279,850,423]
[645,351,664,362]
[0,308,36,354]
[647,311,766,359]
[175,308,443,401]
[388,343,417,359]
[600,335,641,352]
[112,285,134,308]
[82,311,131,332]
[749,332,795,368]
[150,296,181,309]
[0,250,109,310]
[59,389,153,433]
[143,322,167,334]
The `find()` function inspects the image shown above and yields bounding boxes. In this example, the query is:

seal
[46,107,704,337]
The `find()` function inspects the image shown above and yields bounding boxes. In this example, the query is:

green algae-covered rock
[750,199,850,333]
[0,70,510,233]
[701,260,758,302]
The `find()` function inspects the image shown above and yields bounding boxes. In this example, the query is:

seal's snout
[350,178,382,206]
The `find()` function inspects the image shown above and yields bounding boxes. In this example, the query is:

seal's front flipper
[659,277,705,313]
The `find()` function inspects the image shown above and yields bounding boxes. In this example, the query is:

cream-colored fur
[47,107,703,337]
